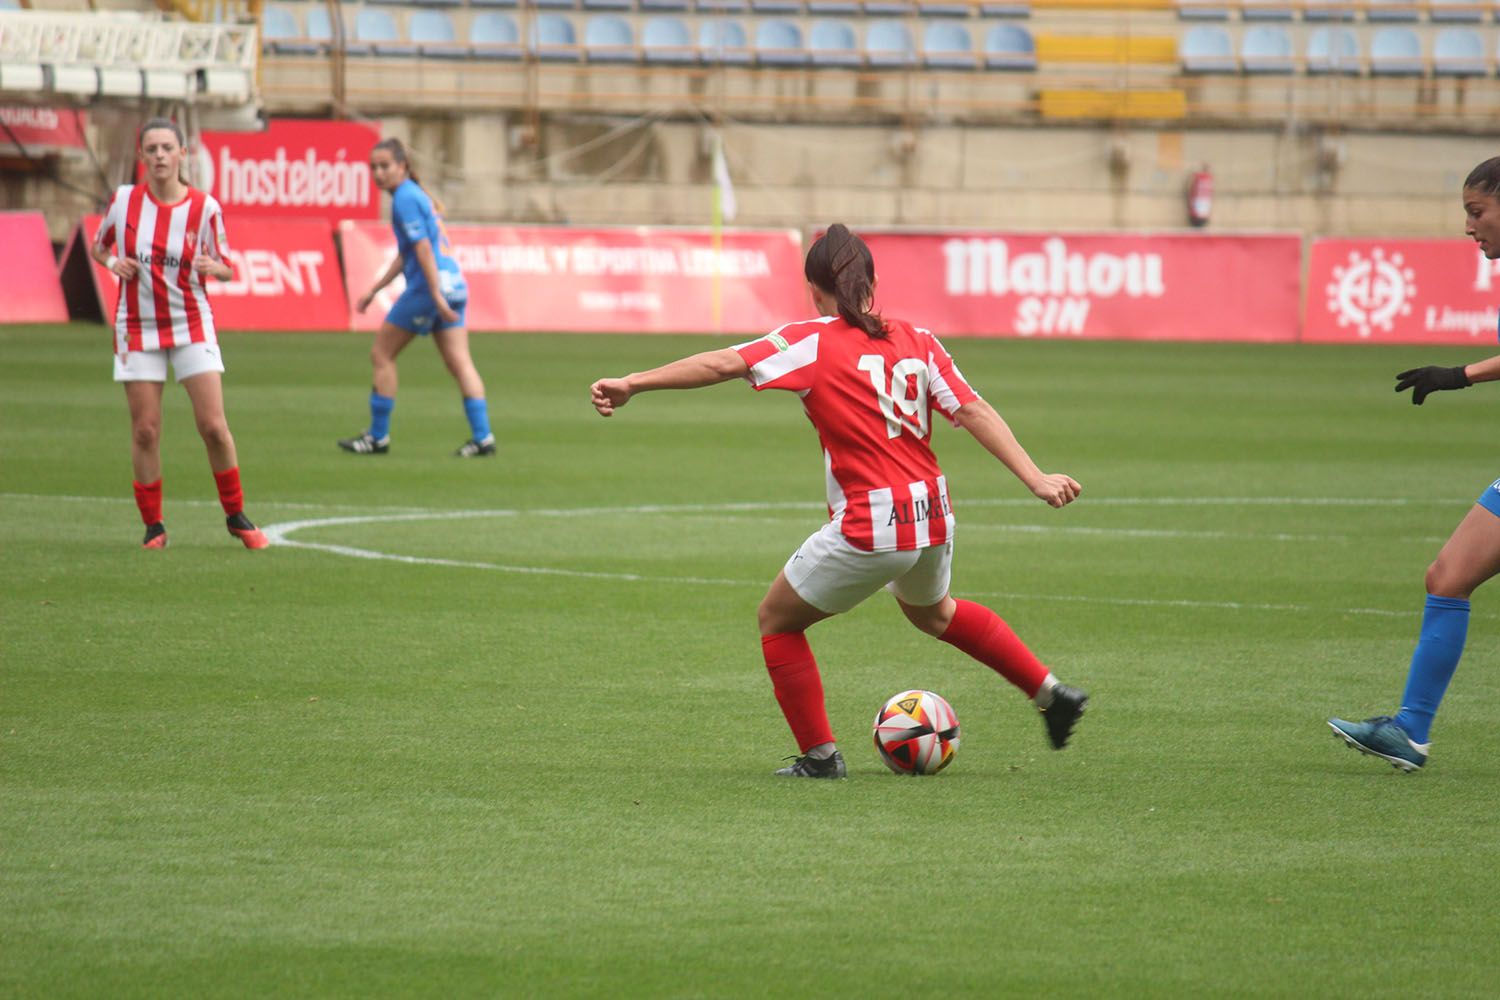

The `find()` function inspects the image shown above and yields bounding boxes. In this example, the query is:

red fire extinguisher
[1187,165,1213,228]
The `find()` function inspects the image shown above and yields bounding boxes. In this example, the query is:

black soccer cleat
[338,432,389,455]
[141,521,168,549]
[454,436,496,457]
[774,749,847,778]
[1041,684,1088,750]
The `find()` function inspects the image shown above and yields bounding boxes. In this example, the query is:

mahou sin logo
[197,119,380,222]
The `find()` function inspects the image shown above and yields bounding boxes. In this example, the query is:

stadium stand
[864,19,917,66]
[1180,23,1234,72]
[470,10,522,57]
[698,18,752,63]
[584,14,637,61]
[529,12,580,60]
[1431,26,1487,74]
[754,18,807,64]
[1306,25,1362,74]
[408,9,467,59]
[1240,23,1294,72]
[641,15,695,61]
[808,19,862,66]
[982,21,1036,68]
[1369,24,1424,74]
[922,21,977,68]
[352,7,415,57]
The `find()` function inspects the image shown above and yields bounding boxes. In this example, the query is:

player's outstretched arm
[590,348,749,417]
[954,399,1080,508]
[1396,353,1500,405]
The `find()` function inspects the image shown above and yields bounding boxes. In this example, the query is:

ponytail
[804,223,885,339]
[373,137,447,216]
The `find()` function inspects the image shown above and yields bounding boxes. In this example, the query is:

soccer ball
[872,689,960,775]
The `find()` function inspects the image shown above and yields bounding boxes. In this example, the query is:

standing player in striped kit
[90,117,268,550]
[591,224,1087,778]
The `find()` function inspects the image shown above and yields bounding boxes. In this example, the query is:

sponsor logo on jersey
[769,333,790,352]
[884,492,951,528]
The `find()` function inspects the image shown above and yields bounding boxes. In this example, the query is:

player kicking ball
[1330,155,1500,772]
[90,117,267,551]
[591,224,1088,777]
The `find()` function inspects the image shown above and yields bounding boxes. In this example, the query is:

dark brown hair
[138,116,185,150]
[805,223,885,339]
[373,137,446,215]
[1464,157,1500,199]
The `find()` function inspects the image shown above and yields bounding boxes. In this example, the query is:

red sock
[213,466,244,516]
[939,599,1050,697]
[132,479,162,526]
[761,632,835,752]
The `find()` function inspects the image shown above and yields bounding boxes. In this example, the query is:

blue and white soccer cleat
[1328,715,1429,772]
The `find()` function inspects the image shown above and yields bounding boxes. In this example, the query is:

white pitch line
[969,590,1414,618]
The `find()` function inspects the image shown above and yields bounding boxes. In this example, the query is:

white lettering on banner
[1015,297,1091,336]
[579,290,663,312]
[1424,305,1499,337]
[570,246,679,276]
[0,107,60,130]
[679,247,772,278]
[215,146,370,210]
[452,244,553,275]
[1472,253,1500,292]
[941,238,1165,299]
[213,249,326,297]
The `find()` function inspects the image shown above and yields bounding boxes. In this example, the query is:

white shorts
[783,520,954,615]
[113,342,225,383]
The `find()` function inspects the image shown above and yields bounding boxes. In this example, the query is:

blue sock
[368,392,394,442]
[463,396,491,443]
[1393,594,1470,744]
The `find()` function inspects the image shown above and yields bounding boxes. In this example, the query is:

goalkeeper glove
[1395,366,1471,405]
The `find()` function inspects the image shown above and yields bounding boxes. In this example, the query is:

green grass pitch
[3,323,1500,997]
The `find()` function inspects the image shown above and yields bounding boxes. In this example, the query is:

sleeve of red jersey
[204,198,236,280]
[730,322,821,392]
[93,188,124,254]
[922,328,982,424]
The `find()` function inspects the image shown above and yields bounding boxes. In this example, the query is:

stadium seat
[350,8,415,57]
[1370,26,1424,75]
[529,13,581,60]
[752,0,804,11]
[698,19,753,64]
[469,0,519,7]
[642,17,696,62]
[1179,25,1235,73]
[866,0,916,13]
[1240,25,1293,73]
[754,19,808,65]
[922,21,976,69]
[1430,0,1485,22]
[470,12,522,59]
[302,5,339,54]
[583,0,633,9]
[533,0,578,9]
[262,5,323,56]
[921,1,978,16]
[1302,0,1354,21]
[981,22,1035,70]
[698,0,750,11]
[1432,27,1487,76]
[1305,26,1361,75]
[408,10,467,58]
[411,0,463,8]
[640,0,690,9]
[864,20,917,67]
[1240,0,1293,20]
[1366,0,1420,21]
[807,0,861,13]
[584,15,637,61]
[809,20,862,67]
[1175,0,1230,20]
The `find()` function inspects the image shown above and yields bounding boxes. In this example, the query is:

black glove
[1395,366,1471,405]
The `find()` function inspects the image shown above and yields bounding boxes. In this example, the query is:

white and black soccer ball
[872,689,960,775]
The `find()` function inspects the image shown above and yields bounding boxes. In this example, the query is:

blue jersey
[390,179,465,301]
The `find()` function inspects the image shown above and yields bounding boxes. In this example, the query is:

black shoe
[142,521,168,549]
[774,749,847,778]
[338,433,389,455]
[455,436,496,457]
[1041,684,1088,750]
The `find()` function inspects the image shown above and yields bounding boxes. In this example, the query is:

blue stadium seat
[1305,26,1360,75]
[305,5,337,49]
[755,19,808,65]
[1431,0,1485,22]
[1240,0,1293,20]
[1370,26,1424,75]
[584,15,637,61]
[981,22,1035,70]
[530,13,581,60]
[698,19,753,64]
[1302,0,1354,21]
[354,8,413,56]
[262,5,323,56]
[1367,0,1420,21]
[922,21,976,69]
[865,20,917,67]
[1180,25,1235,73]
[408,10,467,58]
[642,17,696,62]
[1432,27,1486,75]
[470,11,522,59]
[1240,24,1293,73]
[809,20,862,67]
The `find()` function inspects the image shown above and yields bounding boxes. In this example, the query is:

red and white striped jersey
[734,315,981,552]
[94,184,232,352]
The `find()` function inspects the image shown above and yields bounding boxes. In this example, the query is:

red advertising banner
[1305,239,1499,344]
[0,212,68,324]
[338,222,808,334]
[858,231,1302,341]
[192,118,381,223]
[0,106,87,154]
[81,214,348,331]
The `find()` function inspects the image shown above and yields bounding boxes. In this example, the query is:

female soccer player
[90,117,267,551]
[1330,156,1500,772]
[338,138,494,458]
[590,224,1088,778]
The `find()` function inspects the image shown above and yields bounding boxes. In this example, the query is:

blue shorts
[1478,479,1500,518]
[386,285,467,336]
